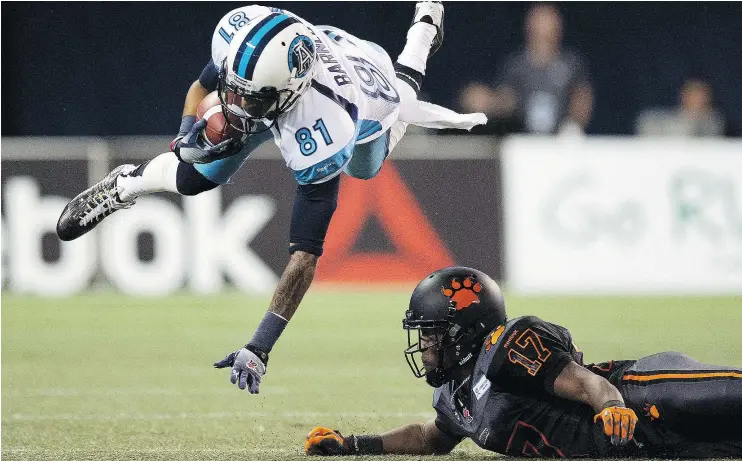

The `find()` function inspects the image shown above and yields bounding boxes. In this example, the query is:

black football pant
[619,352,742,457]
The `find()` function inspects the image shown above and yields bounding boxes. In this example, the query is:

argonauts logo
[288,35,315,78]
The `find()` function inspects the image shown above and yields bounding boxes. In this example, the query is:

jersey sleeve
[485,316,576,397]
[277,85,358,185]
[198,59,220,91]
[433,415,466,450]
[289,175,340,256]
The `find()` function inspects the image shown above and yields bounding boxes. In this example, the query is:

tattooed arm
[212,250,320,393]
[268,249,319,320]
[267,177,339,320]
[214,178,337,394]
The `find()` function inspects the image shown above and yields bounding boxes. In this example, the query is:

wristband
[244,344,270,365]
[346,435,383,455]
[178,115,197,138]
[601,400,625,409]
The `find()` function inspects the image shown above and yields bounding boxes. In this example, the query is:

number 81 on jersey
[295,118,333,156]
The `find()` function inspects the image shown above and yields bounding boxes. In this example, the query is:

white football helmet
[218,12,318,132]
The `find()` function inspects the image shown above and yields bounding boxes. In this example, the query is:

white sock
[397,76,422,124]
[387,121,409,154]
[117,152,180,201]
[396,22,437,75]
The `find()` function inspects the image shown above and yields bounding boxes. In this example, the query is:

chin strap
[425,335,452,387]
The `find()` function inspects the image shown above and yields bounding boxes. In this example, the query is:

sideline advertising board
[503,137,742,294]
[1,136,503,296]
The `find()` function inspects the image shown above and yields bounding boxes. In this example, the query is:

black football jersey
[433,316,615,458]
[486,315,584,396]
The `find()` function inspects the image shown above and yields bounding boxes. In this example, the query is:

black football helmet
[403,266,507,387]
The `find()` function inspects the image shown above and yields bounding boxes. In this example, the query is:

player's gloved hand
[213,345,268,394]
[170,118,239,164]
[593,401,638,446]
[304,426,352,456]
[169,114,197,152]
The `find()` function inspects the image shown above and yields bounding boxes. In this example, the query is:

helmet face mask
[403,311,481,387]
[217,66,297,134]
[403,320,448,386]
[402,267,508,388]
[239,90,281,119]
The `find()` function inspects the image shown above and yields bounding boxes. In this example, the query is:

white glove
[213,346,267,394]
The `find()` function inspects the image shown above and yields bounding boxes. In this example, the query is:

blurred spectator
[636,78,726,137]
[456,82,522,135]
[460,3,593,135]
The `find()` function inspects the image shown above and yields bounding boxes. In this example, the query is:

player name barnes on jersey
[314,39,352,87]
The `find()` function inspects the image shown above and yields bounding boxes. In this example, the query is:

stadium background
[3,2,742,136]
[2,2,741,460]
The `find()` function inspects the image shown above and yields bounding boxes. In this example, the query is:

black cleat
[56,164,136,241]
[412,1,444,57]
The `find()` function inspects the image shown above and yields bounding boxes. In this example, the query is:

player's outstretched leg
[620,352,742,443]
[343,2,444,180]
[56,164,137,241]
[377,1,442,158]
[392,1,484,150]
[394,1,443,94]
[56,151,223,241]
[412,1,444,57]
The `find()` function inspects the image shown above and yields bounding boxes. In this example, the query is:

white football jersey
[211,6,401,185]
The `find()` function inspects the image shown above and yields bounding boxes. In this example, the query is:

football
[196,91,247,146]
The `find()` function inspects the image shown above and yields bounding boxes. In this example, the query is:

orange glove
[304,426,351,456]
[593,402,638,446]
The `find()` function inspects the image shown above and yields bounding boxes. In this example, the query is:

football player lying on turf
[305,267,742,458]
[56,3,487,394]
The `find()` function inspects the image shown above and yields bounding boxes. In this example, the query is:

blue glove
[171,118,240,164]
[214,345,268,394]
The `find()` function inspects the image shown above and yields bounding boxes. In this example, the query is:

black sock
[175,163,219,196]
[394,62,424,96]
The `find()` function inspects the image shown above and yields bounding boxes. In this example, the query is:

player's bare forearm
[379,420,455,455]
[182,80,211,117]
[554,361,624,413]
[267,250,318,321]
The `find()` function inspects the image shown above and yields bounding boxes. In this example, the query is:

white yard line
[9,411,433,422]
[3,387,289,396]
[4,387,419,397]
[2,448,298,454]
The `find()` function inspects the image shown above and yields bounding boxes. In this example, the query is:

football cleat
[412,1,444,57]
[56,164,136,241]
